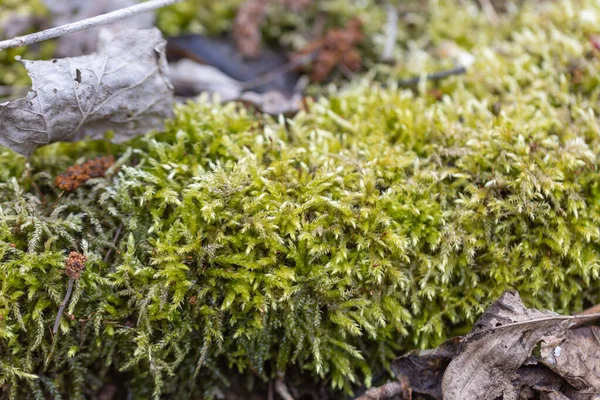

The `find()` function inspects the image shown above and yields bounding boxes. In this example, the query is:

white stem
[0,0,184,51]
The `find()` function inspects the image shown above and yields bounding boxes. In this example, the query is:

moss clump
[2,0,600,398]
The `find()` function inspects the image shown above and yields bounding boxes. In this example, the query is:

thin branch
[275,373,295,400]
[52,278,75,334]
[354,381,406,400]
[381,2,398,62]
[0,0,184,51]
[472,312,600,336]
[397,65,467,88]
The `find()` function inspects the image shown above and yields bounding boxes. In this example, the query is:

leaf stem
[53,278,75,334]
[0,0,184,51]
[472,312,600,336]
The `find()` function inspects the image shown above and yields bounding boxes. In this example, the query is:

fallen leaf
[390,337,460,400]
[0,28,173,156]
[166,35,299,94]
[43,0,155,57]
[539,325,600,393]
[169,59,242,100]
[511,365,568,400]
[441,291,571,400]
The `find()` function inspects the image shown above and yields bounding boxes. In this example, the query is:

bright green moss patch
[2,0,600,398]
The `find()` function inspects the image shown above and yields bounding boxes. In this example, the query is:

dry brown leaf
[0,28,173,156]
[441,291,571,400]
[539,325,600,393]
[378,292,600,400]
[390,337,460,400]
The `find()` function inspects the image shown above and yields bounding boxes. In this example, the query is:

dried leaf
[390,337,460,400]
[441,291,571,400]
[0,28,174,156]
[539,326,600,393]
[166,35,299,94]
[511,365,568,400]
[169,59,242,100]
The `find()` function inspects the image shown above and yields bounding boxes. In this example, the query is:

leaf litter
[0,28,173,156]
[370,291,600,400]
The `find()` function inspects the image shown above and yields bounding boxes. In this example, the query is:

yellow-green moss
[2,0,600,399]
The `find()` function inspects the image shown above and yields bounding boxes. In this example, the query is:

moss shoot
[2,0,600,398]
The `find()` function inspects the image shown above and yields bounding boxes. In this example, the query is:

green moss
[2,0,600,398]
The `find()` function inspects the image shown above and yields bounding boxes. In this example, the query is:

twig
[52,278,75,334]
[274,373,295,400]
[0,0,184,51]
[397,65,467,88]
[472,312,600,336]
[353,381,406,400]
[381,2,398,62]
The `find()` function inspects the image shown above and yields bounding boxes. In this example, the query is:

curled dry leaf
[381,291,599,400]
[167,35,299,94]
[539,325,600,393]
[442,291,571,400]
[391,337,460,400]
[0,28,174,156]
[169,59,242,100]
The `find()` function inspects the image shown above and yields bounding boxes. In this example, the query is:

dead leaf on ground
[391,337,460,400]
[0,28,173,156]
[511,365,568,400]
[169,59,242,100]
[167,35,299,95]
[441,291,571,400]
[166,35,303,115]
[377,291,600,400]
[539,325,600,393]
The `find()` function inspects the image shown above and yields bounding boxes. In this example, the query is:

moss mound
[2,0,600,398]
